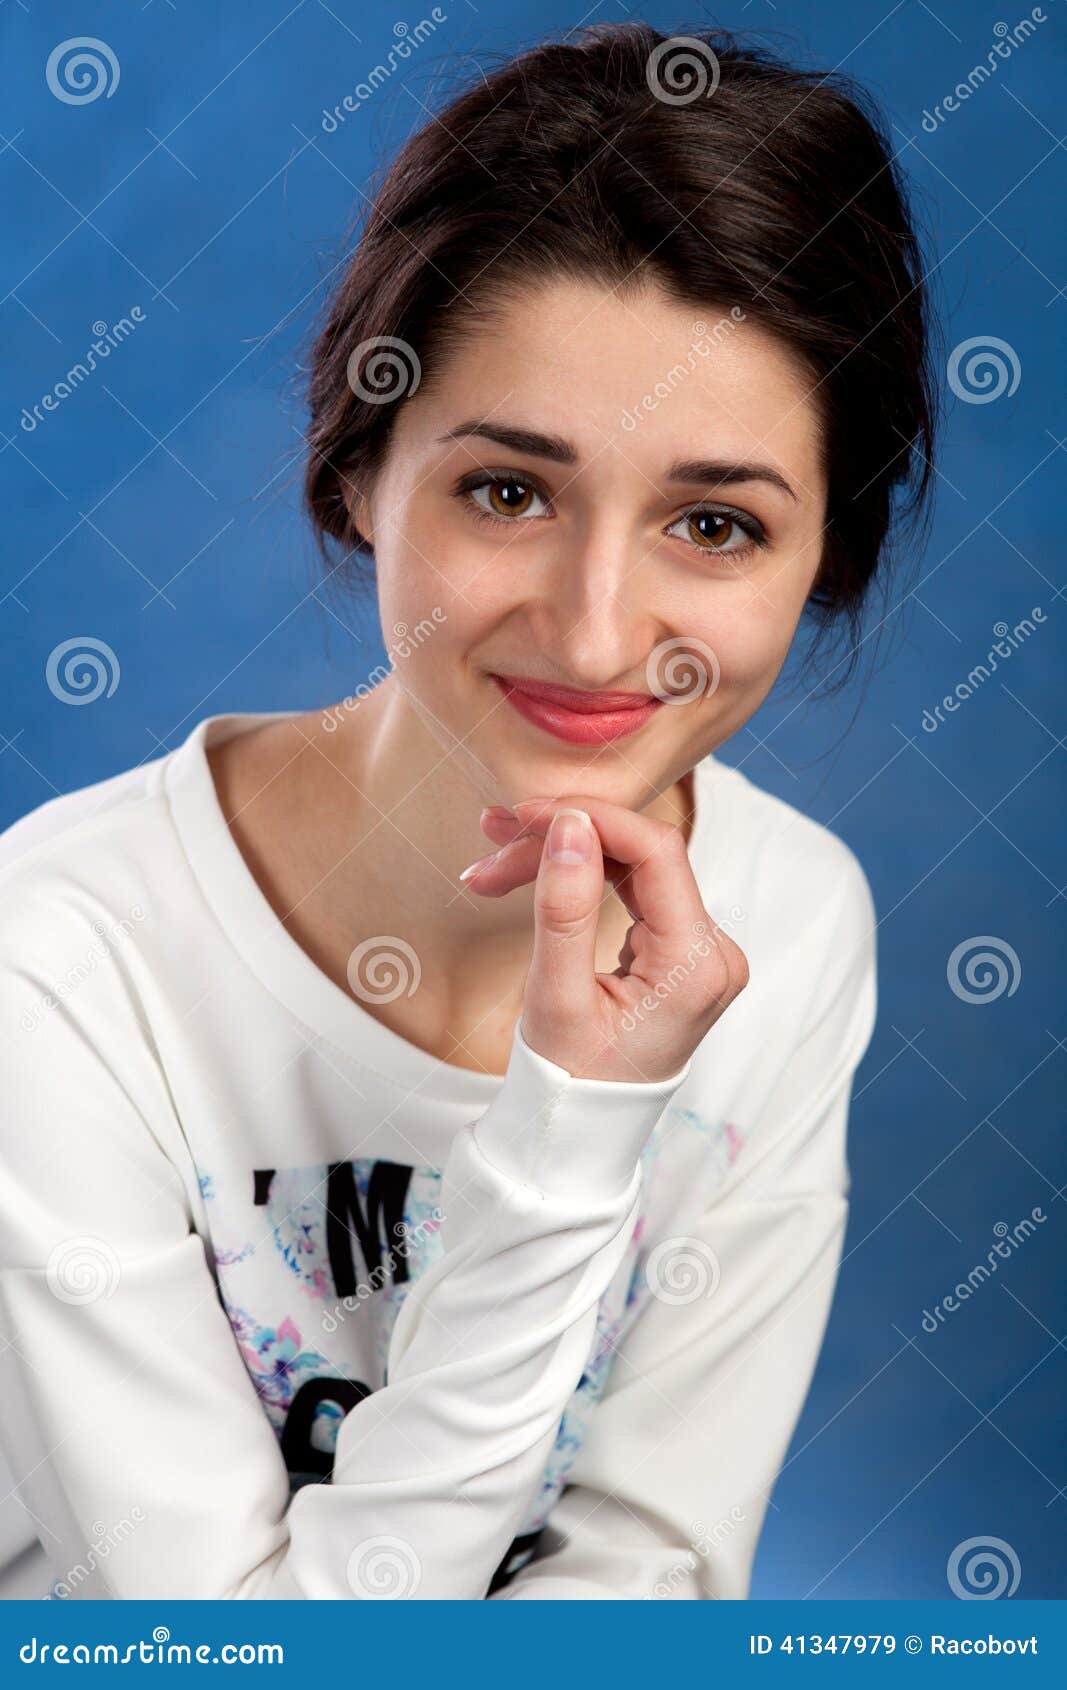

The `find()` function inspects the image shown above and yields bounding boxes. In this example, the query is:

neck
[316,675,694,974]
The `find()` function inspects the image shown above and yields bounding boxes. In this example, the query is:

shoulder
[692,757,877,1052]
[697,754,876,934]
[0,746,181,1003]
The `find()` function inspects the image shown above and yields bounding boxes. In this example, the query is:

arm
[0,882,688,1599]
[492,853,878,1598]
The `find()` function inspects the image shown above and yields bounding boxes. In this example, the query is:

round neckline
[164,709,731,1106]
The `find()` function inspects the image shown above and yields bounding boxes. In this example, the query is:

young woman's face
[351,277,828,810]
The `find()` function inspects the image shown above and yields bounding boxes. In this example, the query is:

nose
[531,516,662,689]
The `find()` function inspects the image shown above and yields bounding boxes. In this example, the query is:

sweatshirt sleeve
[0,877,690,1600]
[491,851,878,1599]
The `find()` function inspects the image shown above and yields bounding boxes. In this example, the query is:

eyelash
[452,470,769,559]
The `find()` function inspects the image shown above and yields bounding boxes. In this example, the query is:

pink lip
[490,673,663,745]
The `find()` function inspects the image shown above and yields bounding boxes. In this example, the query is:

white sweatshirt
[0,710,876,1601]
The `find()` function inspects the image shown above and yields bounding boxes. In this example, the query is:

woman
[0,23,935,1599]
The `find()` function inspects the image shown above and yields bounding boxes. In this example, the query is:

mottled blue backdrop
[2,0,1064,1599]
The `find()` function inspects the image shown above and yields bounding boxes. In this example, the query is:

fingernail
[548,808,592,864]
[481,805,516,822]
[459,849,499,882]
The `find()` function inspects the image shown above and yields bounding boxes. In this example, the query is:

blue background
[2,0,1064,1599]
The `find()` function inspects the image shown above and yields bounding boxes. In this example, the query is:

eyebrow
[436,420,799,502]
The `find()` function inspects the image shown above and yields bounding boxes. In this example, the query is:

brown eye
[666,505,764,557]
[467,476,549,521]
[686,511,734,549]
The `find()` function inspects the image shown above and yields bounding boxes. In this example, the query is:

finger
[508,795,704,961]
[472,818,641,921]
[524,808,605,1028]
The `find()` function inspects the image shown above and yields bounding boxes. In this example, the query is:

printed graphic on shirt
[195,1105,743,1591]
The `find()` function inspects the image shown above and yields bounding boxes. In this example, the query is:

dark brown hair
[302,21,938,683]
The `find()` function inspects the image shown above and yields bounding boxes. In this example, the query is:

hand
[458,796,749,1082]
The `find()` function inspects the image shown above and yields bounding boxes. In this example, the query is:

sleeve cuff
[472,1019,691,1200]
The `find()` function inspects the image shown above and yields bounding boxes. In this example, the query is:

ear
[341,477,375,550]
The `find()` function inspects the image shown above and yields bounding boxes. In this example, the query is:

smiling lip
[490,672,663,744]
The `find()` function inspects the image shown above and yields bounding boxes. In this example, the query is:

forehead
[401,275,824,493]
